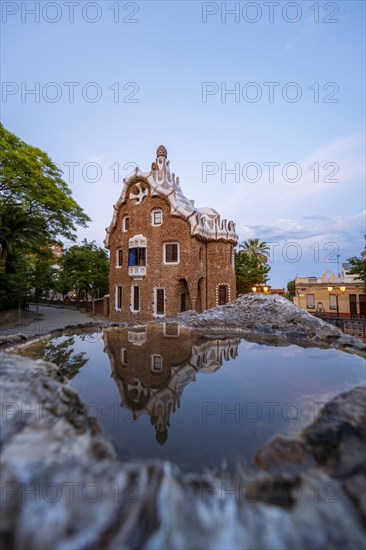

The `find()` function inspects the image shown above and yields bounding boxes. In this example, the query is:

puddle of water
[14,324,366,475]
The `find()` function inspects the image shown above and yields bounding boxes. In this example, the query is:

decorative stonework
[129,182,149,205]
[156,145,168,158]
[215,283,231,306]
[105,148,238,248]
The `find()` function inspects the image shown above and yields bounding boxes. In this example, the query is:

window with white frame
[164,242,179,264]
[122,215,129,232]
[115,285,123,311]
[151,355,163,373]
[163,323,180,337]
[154,288,165,316]
[116,248,123,267]
[152,209,163,226]
[121,348,128,366]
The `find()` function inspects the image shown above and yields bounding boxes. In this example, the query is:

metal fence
[317,316,366,340]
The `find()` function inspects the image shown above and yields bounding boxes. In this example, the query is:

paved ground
[0,304,100,338]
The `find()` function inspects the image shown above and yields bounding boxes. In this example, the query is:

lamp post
[327,285,346,317]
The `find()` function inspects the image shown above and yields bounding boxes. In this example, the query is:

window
[329,294,337,310]
[164,323,180,337]
[128,248,146,266]
[306,294,315,309]
[115,285,122,311]
[122,216,129,232]
[121,348,128,365]
[116,248,123,267]
[151,355,163,374]
[218,285,227,305]
[199,247,202,261]
[349,294,357,316]
[164,243,179,264]
[155,288,165,316]
[132,286,140,312]
[152,209,163,226]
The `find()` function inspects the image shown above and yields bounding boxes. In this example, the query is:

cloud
[238,211,365,247]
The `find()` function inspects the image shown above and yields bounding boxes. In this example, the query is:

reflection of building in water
[103,324,239,445]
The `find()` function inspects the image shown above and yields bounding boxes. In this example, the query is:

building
[104,146,238,321]
[293,265,365,318]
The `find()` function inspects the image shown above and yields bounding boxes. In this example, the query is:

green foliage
[40,336,88,379]
[60,240,109,313]
[346,256,366,291]
[0,124,91,309]
[238,239,270,266]
[285,279,296,301]
[28,254,58,305]
[0,203,48,272]
[235,240,271,294]
[0,256,32,309]
[0,124,90,244]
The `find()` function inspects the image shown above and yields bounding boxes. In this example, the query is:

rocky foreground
[169,293,366,357]
[1,350,365,550]
[1,295,366,549]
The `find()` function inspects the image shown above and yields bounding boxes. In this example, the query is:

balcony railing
[128,266,146,278]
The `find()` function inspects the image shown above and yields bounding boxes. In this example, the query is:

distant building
[104,146,238,321]
[269,288,285,296]
[294,266,365,318]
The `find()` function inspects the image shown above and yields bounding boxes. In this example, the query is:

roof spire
[156,145,168,158]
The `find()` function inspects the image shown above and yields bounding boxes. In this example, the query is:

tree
[28,254,58,314]
[0,124,90,309]
[0,123,90,244]
[235,248,270,294]
[61,240,109,315]
[238,238,270,266]
[346,256,366,291]
[0,256,32,310]
[40,337,88,379]
[285,279,296,301]
[0,203,47,272]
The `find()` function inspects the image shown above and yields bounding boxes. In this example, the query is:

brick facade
[105,146,238,322]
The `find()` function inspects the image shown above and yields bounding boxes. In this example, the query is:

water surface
[16,325,365,474]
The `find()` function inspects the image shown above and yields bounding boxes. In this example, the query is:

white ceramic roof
[104,147,238,247]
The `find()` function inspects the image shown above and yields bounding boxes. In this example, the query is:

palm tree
[238,238,269,266]
[0,203,46,272]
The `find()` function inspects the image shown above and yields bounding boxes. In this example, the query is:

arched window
[122,215,129,232]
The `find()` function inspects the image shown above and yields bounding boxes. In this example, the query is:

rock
[168,294,366,358]
[1,353,366,549]
[302,386,366,478]
[255,436,316,475]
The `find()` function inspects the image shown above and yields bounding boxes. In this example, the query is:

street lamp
[263,286,269,293]
[252,286,257,292]
[327,285,346,317]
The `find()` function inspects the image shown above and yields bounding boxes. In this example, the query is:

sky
[1,0,365,287]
